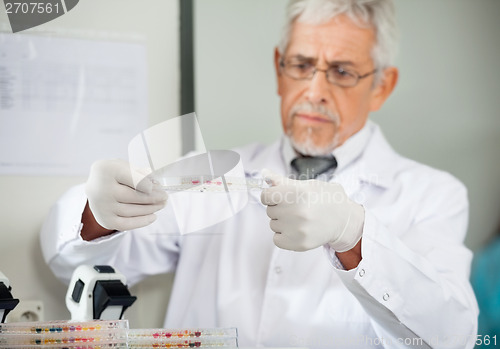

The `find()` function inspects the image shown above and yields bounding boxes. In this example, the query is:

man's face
[276,15,384,155]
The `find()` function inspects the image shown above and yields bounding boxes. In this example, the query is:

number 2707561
[5,2,62,15]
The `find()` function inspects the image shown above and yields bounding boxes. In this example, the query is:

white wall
[194,0,500,251]
[377,0,500,252]
[194,0,285,150]
[0,0,179,327]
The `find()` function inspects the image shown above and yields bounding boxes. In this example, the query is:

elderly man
[41,0,478,348]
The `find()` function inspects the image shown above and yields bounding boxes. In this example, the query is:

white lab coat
[40,122,478,348]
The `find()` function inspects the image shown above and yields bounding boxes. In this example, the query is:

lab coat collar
[332,121,372,173]
[354,122,401,189]
[280,122,372,175]
[242,141,286,178]
[241,121,401,190]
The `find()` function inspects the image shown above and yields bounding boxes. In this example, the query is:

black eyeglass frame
[279,59,378,88]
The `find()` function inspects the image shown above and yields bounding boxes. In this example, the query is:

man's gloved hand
[260,170,364,252]
[85,159,168,231]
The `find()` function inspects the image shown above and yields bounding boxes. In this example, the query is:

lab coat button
[383,293,390,301]
[358,269,365,277]
[274,266,282,274]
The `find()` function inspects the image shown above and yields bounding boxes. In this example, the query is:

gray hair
[278,0,398,75]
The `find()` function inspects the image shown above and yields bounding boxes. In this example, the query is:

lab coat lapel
[329,123,403,203]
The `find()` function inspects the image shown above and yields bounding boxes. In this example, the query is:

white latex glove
[85,159,168,231]
[260,170,364,252]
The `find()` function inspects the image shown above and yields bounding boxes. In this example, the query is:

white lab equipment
[0,271,20,323]
[66,265,136,321]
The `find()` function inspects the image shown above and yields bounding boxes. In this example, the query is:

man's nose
[305,69,331,104]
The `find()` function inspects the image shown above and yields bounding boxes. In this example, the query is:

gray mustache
[289,102,339,124]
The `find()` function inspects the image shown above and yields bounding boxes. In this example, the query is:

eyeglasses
[279,58,377,88]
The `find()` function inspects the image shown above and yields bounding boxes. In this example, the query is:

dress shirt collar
[281,121,374,175]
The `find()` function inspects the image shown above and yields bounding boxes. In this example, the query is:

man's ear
[369,66,398,111]
[274,47,283,96]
